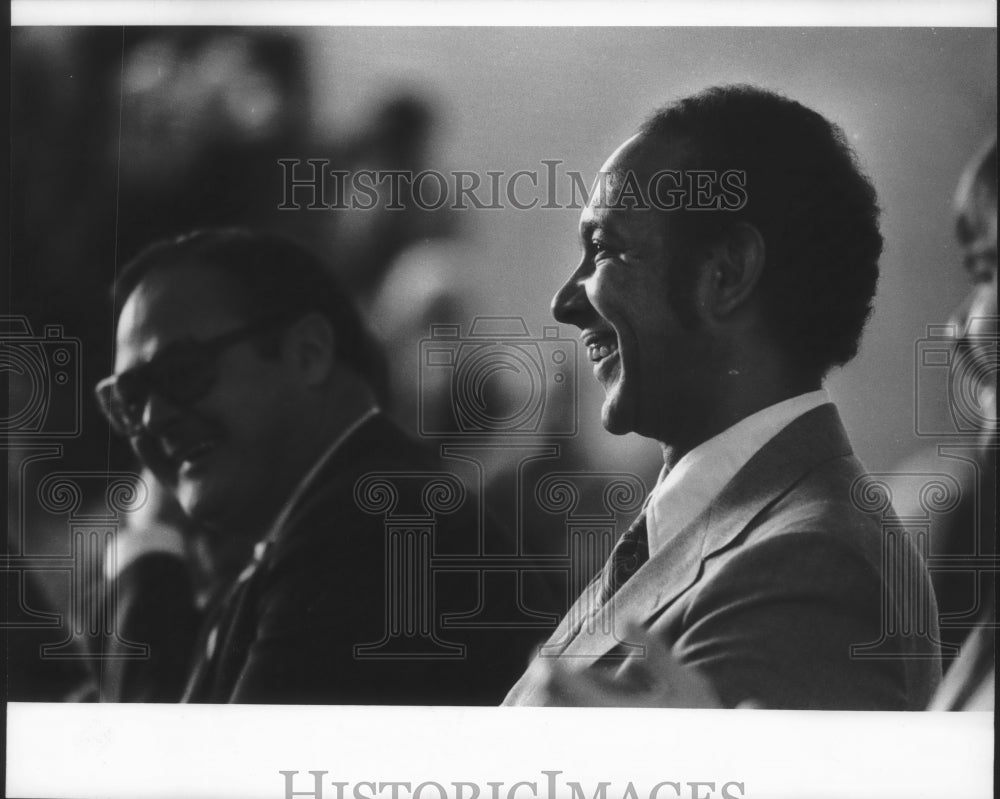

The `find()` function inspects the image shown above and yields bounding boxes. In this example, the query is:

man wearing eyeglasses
[96,228,551,703]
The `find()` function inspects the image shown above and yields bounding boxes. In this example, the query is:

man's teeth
[587,342,617,362]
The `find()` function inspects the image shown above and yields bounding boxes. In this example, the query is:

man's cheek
[131,435,176,488]
[970,284,998,319]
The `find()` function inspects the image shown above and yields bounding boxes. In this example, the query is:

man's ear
[284,312,336,387]
[700,222,767,319]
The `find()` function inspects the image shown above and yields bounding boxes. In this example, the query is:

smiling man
[111,252,352,543]
[97,228,551,703]
[503,85,942,709]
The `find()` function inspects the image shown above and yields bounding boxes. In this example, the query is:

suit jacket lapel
[533,571,605,657]
[557,403,854,664]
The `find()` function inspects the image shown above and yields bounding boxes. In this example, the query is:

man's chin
[178,505,215,532]
[179,482,277,544]
[176,486,225,529]
[601,397,635,437]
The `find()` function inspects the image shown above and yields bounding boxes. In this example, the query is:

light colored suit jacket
[504,405,943,709]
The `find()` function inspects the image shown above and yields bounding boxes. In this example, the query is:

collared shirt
[645,390,831,556]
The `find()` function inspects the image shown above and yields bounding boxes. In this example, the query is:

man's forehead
[115,263,244,355]
[579,132,681,234]
[599,133,645,173]
[600,131,686,180]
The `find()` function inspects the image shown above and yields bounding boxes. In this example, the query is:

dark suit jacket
[182,412,557,703]
[504,405,943,709]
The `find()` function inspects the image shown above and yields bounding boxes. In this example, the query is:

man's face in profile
[113,263,303,535]
[551,134,713,444]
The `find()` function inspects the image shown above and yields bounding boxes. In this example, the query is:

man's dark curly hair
[640,84,883,379]
[114,228,391,405]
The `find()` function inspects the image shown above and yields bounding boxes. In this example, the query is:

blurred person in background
[885,137,997,673]
[114,29,315,254]
[325,93,465,437]
[927,136,996,710]
[321,94,577,584]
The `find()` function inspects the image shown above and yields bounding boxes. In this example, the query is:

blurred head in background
[950,136,998,450]
[329,93,458,297]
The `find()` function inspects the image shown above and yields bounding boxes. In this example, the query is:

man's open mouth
[585,332,619,363]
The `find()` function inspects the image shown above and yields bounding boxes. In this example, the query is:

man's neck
[659,376,823,470]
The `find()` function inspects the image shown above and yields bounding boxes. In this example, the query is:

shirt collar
[645,389,831,556]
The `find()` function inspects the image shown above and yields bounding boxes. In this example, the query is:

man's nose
[551,263,591,326]
[948,290,971,337]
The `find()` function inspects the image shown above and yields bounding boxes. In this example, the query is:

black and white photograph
[4,2,996,797]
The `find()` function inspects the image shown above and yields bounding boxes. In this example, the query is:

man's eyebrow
[579,217,622,244]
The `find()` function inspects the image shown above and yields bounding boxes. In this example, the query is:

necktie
[595,510,649,609]
[181,541,271,702]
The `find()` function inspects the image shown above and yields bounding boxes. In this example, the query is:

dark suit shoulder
[269,415,444,558]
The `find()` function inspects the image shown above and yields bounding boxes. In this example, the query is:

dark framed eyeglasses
[95,315,290,437]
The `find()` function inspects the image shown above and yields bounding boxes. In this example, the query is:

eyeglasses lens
[97,347,218,436]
